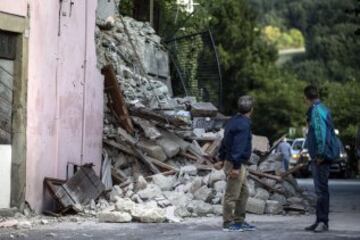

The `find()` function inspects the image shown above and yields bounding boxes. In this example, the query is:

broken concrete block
[265,200,283,215]
[98,212,132,223]
[131,194,143,204]
[132,116,161,140]
[252,135,270,153]
[163,191,191,208]
[189,140,206,157]
[282,181,296,197]
[156,137,180,158]
[179,165,197,176]
[135,175,148,191]
[263,178,277,188]
[202,174,210,186]
[249,153,261,165]
[269,193,287,205]
[246,197,266,214]
[255,188,270,201]
[109,185,124,202]
[212,205,223,216]
[152,174,176,191]
[158,129,190,152]
[165,206,182,223]
[154,197,172,208]
[193,185,212,202]
[15,221,32,230]
[175,206,192,218]
[191,102,218,117]
[248,179,256,197]
[186,200,213,216]
[287,197,303,205]
[211,192,223,205]
[115,198,136,213]
[213,180,226,194]
[131,205,166,223]
[138,140,167,162]
[137,184,162,200]
[208,170,226,186]
[189,177,203,194]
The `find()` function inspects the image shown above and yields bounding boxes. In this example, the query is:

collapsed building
[0,0,315,225]
[85,9,316,223]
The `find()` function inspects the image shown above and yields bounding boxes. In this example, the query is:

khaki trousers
[223,161,249,224]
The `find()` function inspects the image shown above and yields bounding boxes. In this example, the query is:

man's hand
[213,161,224,170]
[229,169,240,178]
[316,157,324,165]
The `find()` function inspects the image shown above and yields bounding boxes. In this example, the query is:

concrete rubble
[92,14,316,224]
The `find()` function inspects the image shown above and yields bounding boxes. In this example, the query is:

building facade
[0,0,103,211]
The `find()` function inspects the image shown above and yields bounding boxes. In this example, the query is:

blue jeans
[312,160,330,225]
[282,158,289,171]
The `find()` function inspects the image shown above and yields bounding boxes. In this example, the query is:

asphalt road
[1,179,360,240]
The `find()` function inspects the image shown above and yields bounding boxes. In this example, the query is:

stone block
[246,197,266,215]
[98,212,132,223]
[265,200,283,215]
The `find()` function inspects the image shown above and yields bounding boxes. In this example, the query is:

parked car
[297,138,349,178]
[289,138,305,168]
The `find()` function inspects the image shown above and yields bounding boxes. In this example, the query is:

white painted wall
[0,145,11,208]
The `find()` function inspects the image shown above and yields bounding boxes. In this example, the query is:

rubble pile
[96,15,173,109]
[92,15,315,223]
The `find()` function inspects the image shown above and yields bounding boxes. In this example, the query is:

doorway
[0,12,28,209]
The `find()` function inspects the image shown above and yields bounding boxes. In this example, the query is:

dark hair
[304,85,319,100]
[237,95,254,114]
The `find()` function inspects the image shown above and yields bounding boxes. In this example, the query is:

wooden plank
[104,139,135,156]
[111,167,127,183]
[249,174,284,194]
[0,100,11,135]
[281,163,305,179]
[201,142,212,152]
[101,64,134,134]
[145,155,179,172]
[206,137,222,157]
[0,60,14,89]
[0,70,14,91]
[248,169,283,182]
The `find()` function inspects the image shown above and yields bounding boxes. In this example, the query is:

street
[1,179,359,240]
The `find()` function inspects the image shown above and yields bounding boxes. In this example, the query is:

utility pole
[149,0,154,27]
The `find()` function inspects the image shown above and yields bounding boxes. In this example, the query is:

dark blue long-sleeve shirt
[218,114,252,169]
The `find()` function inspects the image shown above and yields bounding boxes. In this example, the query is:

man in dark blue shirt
[215,95,255,232]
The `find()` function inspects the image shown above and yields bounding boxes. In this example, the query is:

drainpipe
[80,0,88,164]
[55,0,63,176]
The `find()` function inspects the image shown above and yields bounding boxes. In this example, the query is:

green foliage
[323,81,360,143]
[250,66,307,139]
[248,0,360,144]
[262,26,304,49]
[118,0,133,16]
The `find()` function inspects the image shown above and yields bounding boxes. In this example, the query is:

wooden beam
[249,174,284,194]
[248,169,283,182]
[281,163,305,178]
[101,64,134,134]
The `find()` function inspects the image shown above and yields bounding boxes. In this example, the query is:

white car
[289,138,306,167]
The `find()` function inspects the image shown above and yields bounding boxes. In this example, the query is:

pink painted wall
[26,0,103,211]
[0,0,27,17]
